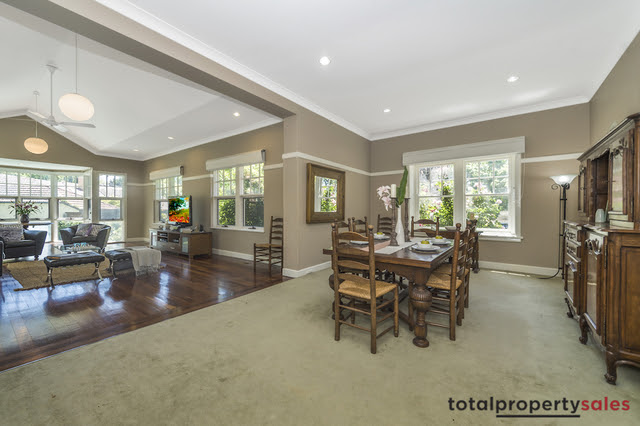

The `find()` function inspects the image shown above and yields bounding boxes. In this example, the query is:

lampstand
[548,174,577,279]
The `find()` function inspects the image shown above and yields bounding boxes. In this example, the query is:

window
[411,153,521,239]
[57,174,86,220]
[154,176,182,222]
[417,164,454,226]
[213,163,264,229]
[98,173,125,242]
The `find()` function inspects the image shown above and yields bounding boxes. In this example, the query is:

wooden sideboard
[149,229,212,259]
[564,112,640,385]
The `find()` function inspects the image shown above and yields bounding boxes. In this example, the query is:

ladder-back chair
[253,216,284,277]
[331,224,399,353]
[411,216,440,238]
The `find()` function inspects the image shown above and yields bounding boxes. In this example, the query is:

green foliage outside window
[218,199,236,226]
[244,198,264,227]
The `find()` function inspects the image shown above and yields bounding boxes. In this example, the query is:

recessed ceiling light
[319,56,331,66]
[507,75,519,83]
[233,112,240,117]
[383,108,391,113]
[133,149,140,152]
[167,136,174,140]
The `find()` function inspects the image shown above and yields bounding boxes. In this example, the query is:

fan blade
[52,123,68,132]
[27,110,47,120]
[59,122,96,128]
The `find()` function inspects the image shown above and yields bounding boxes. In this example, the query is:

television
[168,196,192,225]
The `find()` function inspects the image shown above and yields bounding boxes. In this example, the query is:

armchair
[0,228,47,261]
[59,223,111,252]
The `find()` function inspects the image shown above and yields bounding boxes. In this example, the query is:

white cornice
[282,152,371,176]
[521,153,581,163]
[94,0,370,140]
[370,97,590,141]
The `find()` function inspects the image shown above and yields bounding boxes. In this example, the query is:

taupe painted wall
[590,31,640,144]
[0,117,146,239]
[371,105,590,268]
[142,123,284,255]
[282,109,371,271]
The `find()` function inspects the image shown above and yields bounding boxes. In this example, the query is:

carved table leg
[578,314,589,344]
[564,298,574,318]
[410,282,432,348]
[604,350,617,385]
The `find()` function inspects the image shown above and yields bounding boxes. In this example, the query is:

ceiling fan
[28,64,96,133]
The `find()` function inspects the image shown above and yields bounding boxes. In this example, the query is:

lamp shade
[24,137,48,154]
[550,175,577,185]
[58,93,94,121]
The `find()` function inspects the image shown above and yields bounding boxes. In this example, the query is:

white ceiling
[0,3,280,161]
[97,0,640,140]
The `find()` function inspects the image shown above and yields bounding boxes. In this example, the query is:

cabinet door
[608,133,632,218]
[577,163,587,213]
[565,258,580,312]
[584,238,605,337]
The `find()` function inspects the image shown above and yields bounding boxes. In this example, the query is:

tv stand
[149,228,212,259]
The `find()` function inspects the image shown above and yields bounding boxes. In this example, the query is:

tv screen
[168,196,191,224]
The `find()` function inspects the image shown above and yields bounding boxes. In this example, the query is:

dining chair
[411,216,440,238]
[425,223,469,341]
[463,219,477,309]
[253,216,283,277]
[376,214,393,235]
[351,216,368,234]
[331,224,399,354]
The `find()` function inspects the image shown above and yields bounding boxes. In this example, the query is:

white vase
[395,207,405,244]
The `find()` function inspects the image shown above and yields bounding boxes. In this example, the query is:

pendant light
[58,33,94,121]
[25,91,48,154]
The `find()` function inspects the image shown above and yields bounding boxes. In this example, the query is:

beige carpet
[6,259,112,290]
[0,270,638,425]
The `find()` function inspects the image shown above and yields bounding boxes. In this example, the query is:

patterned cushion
[0,224,24,241]
[89,224,106,237]
[76,223,93,237]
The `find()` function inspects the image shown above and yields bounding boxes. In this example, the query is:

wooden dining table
[323,239,454,348]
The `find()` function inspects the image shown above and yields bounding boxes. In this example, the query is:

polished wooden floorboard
[0,244,288,371]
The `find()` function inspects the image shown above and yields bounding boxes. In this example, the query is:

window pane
[0,172,19,196]
[100,199,122,220]
[244,197,264,227]
[466,163,478,178]
[23,199,50,219]
[478,161,493,177]
[0,198,16,219]
[58,199,85,219]
[418,197,454,226]
[159,201,168,222]
[57,175,84,197]
[479,178,494,194]
[107,221,124,242]
[495,159,508,176]
[57,220,84,230]
[217,199,236,226]
[20,173,52,197]
[466,195,509,229]
[494,177,509,194]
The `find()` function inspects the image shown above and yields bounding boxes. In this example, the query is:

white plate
[349,240,369,245]
[374,234,390,240]
[444,226,457,231]
[430,239,451,245]
[412,244,439,252]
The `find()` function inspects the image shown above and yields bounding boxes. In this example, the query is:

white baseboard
[283,261,331,278]
[479,261,557,276]
[212,248,253,261]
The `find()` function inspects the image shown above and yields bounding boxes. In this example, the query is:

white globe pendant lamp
[59,34,94,121]
[25,91,48,154]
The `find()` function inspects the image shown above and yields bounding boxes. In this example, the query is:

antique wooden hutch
[564,112,640,385]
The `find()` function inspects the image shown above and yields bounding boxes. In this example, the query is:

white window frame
[409,153,522,241]
[98,172,126,243]
[154,175,183,222]
[211,163,264,232]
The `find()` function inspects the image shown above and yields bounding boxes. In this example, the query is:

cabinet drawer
[157,241,179,252]
[566,240,582,260]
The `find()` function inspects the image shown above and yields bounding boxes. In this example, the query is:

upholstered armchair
[59,223,111,252]
[0,228,48,261]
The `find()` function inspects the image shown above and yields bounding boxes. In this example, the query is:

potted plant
[10,201,40,224]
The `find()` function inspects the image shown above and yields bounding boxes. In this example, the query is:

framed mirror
[306,163,345,223]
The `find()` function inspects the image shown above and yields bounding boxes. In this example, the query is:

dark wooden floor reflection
[0,245,288,371]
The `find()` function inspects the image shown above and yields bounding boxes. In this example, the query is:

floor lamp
[542,174,578,279]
